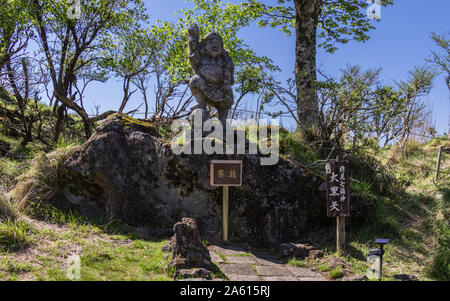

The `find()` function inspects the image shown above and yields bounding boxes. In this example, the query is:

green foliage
[427,32,450,91]
[428,226,450,280]
[152,0,279,95]
[26,202,83,226]
[0,0,30,68]
[0,219,35,252]
[288,257,308,267]
[315,64,436,148]
[56,136,82,150]
[79,240,172,281]
[329,266,343,279]
[318,264,331,272]
[240,0,393,53]
[279,129,318,163]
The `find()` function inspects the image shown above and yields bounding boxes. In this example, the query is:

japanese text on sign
[326,161,350,217]
[210,160,242,186]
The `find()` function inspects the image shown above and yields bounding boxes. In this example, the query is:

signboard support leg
[337,216,345,253]
[223,186,229,241]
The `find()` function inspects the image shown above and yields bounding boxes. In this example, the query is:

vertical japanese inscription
[326,161,350,217]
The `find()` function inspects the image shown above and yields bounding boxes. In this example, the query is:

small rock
[279,243,317,259]
[308,249,324,259]
[174,268,212,280]
[340,269,352,276]
[162,239,175,252]
[325,257,347,269]
[166,218,219,278]
[393,274,418,281]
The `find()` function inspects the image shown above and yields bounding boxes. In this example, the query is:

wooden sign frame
[210,160,243,187]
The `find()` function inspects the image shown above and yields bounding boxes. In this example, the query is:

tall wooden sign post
[326,157,350,253]
[210,160,242,241]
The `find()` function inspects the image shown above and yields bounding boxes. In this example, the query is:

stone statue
[188,23,234,125]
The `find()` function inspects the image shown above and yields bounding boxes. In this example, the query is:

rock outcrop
[279,243,324,259]
[60,115,370,246]
[164,217,218,279]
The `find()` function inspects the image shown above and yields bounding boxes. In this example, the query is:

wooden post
[223,186,229,241]
[435,146,443,180]
[336,155,345,253]
[336,216,345,253]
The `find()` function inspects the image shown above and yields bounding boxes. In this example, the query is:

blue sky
[84,0,450,134]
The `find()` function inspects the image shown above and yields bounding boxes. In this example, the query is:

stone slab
[255,265,289,277]
[286,266,324,278]
[226,256,257,264]
[210,253,224,264]
[253,256,283,266]
[210,246,249,256]
[262,276,298,281]
[220,263,257,275]
[296,277,327,281]
[227,274,261,281]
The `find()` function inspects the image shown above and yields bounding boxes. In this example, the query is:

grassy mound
[10,147,79,213]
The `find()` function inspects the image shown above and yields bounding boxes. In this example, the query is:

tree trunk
[294,0,320,131]
[53,104,66,142]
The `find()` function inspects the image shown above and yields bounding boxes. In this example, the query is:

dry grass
[0,191,16,221]
[10,147,78,211]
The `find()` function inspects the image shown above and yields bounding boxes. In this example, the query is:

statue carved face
[204,35,223,58]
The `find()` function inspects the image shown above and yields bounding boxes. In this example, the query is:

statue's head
[203,33,223,58]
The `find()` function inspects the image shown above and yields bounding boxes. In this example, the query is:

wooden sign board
[210,160,242,187]
[326,161,350,217]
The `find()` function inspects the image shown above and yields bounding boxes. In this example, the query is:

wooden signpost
[210,160,242,241]
[326,157,350,253]
[435,146,443,180]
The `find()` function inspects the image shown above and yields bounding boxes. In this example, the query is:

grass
[0,192,16,221]
[79,239,171,281]
[215,251,228,262]
[329,266,343,279]
[288,257,309,267]
[25,202,84,226]
[0,220,35,252]
[0,216,174,281]
[0,255,34,280]
[10,147,78,211]
[318,264,331,272]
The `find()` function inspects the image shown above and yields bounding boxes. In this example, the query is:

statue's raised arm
[188,23,200,54]
[187,24,235,125]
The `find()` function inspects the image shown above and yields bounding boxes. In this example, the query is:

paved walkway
[207,245,327,281]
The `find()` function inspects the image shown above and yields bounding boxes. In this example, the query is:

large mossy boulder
[59,115,336,246]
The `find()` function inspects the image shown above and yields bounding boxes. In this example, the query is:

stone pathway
[206,245,327,281]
